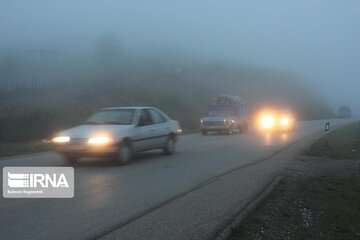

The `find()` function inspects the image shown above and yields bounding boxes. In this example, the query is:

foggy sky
[1,0,359,113]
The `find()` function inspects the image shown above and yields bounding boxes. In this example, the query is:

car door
[133,109,157,151]
[149,109,169,147]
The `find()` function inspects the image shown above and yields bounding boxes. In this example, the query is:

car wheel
[117,142,133,164]
[62,154,80,166]
[163,136,176,155]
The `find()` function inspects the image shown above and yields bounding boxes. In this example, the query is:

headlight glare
[52,136,70,144]
[88,136,113,145]
[260,115,275,129]
[280,117,290,126]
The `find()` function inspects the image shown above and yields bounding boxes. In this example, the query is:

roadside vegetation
[0,41,333,156]
[229,123,360,240]
[230,176,360,240]
[306,122,360,159]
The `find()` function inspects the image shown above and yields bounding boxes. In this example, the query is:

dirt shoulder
[228,123,360,240]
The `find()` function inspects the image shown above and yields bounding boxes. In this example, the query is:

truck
[200,95,249,135]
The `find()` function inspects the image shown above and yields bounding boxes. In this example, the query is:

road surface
[0,120,350,240]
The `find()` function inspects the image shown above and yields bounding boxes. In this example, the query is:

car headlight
[87,136,113,145]
[52,136,70,144]
[280,117,290,127]
[260,115,275,129]
[280,116,294,129]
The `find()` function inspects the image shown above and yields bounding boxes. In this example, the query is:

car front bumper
[54,143,119,157]
[200,125,230,131]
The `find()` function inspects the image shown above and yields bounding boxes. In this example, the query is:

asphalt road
[0,120,349,240]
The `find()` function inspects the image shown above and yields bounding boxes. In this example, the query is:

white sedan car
[51,107,181,164]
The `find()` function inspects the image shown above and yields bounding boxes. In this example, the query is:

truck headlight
[88,136,113,145]
[52,136,70,144]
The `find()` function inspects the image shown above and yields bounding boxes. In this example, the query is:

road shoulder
[228,123,360,240]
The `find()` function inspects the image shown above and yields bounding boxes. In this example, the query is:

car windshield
[208,105,237,118]
[85,109,135,125]
[208,109,237,118]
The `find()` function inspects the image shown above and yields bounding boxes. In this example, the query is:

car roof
[101,106,156,111]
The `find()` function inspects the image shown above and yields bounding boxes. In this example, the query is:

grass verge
[306,121,360,159]
[228,122,360,240]
[229,176,360,240]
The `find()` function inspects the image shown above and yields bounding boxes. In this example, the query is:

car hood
[202,116,228,122]
[59,124,134,139]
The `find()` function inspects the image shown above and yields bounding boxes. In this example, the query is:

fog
[1,0,359,113]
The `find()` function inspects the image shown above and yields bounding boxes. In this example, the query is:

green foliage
[0,52,333,142]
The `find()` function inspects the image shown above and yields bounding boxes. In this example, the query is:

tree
[337,105,352,118]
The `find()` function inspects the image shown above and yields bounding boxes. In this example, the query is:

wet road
[0,120,349,240]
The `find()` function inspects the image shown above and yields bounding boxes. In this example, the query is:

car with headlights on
[256,110,296,132]
[51,107,182,165]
